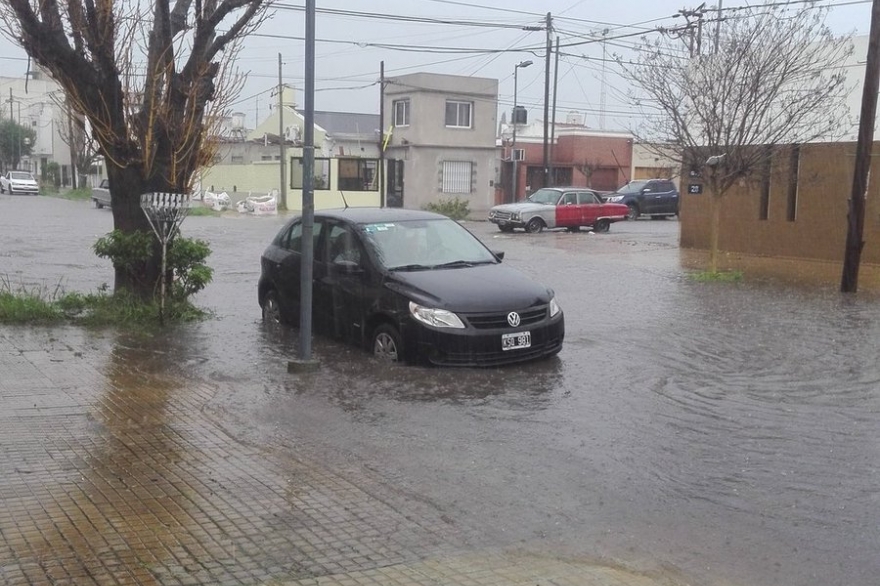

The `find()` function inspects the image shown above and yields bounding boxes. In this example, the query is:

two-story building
[383,72,499,215]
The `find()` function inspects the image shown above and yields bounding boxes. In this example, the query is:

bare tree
[621,2,853,272]
[574,158,600,188]
[1,0,272,296]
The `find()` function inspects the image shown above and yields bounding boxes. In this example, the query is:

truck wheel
[626,204,639,221]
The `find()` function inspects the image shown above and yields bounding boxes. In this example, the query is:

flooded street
[2,194,879,585]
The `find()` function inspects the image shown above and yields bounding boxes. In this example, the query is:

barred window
[442,161,473,194]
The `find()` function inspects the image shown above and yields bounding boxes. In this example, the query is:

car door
[319,221,367,342]
[267,220,323,323]
[555,191,579,227]
[577,191,601,225]
[652,180,679,215]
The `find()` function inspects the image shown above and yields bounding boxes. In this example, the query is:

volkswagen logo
[507,312,521,327]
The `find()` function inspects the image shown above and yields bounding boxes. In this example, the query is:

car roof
[311,207,447,225]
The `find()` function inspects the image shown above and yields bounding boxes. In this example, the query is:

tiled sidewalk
[0,326,681,586]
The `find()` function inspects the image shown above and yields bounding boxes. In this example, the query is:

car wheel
[261,290,284,324]
[498,225,514,233]
[95,200,104,209]
[372,323,402,362]
[0,185,4,194]
[525,217,545,233]
[593,219,610,233]
[626,204,639,221]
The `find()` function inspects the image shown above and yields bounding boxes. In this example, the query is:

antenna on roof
[340,191,349,209]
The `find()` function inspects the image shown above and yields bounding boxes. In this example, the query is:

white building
[0,70,74,182]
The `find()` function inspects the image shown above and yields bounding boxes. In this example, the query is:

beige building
[383,72,499,215]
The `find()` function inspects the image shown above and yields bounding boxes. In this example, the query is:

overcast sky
[0,1,872,132]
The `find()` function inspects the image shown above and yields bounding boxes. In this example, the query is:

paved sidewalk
[0,326,689,586]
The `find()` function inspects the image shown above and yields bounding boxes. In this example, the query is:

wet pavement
[2,194,880,586]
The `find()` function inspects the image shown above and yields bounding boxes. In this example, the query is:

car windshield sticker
[364,223,395,232]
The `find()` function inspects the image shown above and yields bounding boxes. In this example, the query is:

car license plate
[501,331,531,351]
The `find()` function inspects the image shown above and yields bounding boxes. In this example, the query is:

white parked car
[0,170,40,196]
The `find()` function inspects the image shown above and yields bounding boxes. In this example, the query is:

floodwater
[2,195,880,586]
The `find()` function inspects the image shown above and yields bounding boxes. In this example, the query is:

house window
[445,100,472,128]
[393,99,410,127]
[441,161,473,194]
[338,158,379,191]
[230,155,244,164]
[291,157,331,190]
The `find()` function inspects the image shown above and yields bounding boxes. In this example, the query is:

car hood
[387,263,552,313]
[490,202,550,214]
[9,178,37,185]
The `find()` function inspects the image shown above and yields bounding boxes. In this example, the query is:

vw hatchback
[258,208,564,367]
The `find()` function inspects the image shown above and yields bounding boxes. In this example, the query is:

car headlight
[409,301,465,329]
[511,212,521,220]
[549,296,561,317]
[608,196,623,202]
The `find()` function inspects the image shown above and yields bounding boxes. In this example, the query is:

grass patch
[54,187,93,202]
[690,270,744,283]
[188,205,221,217]
[0,276,209,327]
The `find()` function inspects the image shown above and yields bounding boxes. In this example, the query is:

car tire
[261,290,284,324]
[525,217,545,233]
[626,204,639,221]
[372,323,402,362]
[95,200,104,209]
[0,185,4,194]
[593,219,610,233]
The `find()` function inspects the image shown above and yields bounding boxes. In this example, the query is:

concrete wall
[680,142,880,264]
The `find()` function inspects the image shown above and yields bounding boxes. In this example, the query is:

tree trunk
[709,189,722,273]
[108,166,164,299]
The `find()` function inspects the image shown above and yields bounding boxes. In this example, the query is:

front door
[386,159,404,208]
[555,191,580,227]
[578,191,602,224]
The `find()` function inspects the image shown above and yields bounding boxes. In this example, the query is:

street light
[511,59,532,202]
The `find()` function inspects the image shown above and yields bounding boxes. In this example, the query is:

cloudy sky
[0,1,872,132]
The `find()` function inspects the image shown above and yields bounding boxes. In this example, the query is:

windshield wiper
[389,263,432,271]
[432,260,483,269]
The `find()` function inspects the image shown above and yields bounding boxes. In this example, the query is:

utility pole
[550,37,560,186]
[278,53,287,210]
[379,61,386,207]
[290,0,319,371]
[715,1,723,54]
[841,0,880,292]
[542,12,552,188]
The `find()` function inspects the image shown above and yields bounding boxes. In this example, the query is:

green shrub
[93,230,213,302]
[424,197,471,221]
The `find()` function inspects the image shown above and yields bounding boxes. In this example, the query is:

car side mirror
[642,188,652,194]
[492,250,505,261]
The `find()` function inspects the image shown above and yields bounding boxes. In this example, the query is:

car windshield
[10,172,33,180]
[361,218,498,270]
[615,180,648,195]
[526,188,561,205]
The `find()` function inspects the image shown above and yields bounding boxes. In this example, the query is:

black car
[258,208,564,367]
[604,178,679,220]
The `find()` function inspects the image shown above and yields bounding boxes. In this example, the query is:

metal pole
[278,53,287,210]
[549,37,560,187]
[379,60,386,207]
[512,64,519,203]
[715,1,722,54]
[298,0,317,362]
[542,12,552,188]
[841,0,880,292]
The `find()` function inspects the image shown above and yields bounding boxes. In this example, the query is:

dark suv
[605,179,679,220]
